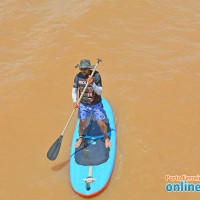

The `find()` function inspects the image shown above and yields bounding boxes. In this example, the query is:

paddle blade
[47,135,63,161]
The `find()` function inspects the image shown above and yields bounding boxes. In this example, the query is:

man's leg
[97,120,111,148]
[74,118,87,148]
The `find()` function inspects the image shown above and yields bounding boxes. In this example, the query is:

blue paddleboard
[70,97,116,196]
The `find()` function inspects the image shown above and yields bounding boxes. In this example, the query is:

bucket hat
[75,59,95,69]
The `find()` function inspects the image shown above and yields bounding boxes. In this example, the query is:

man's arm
[88,72,103,95]
[72,75,79,108]
[92,83,102,95]
[72,87,78,103]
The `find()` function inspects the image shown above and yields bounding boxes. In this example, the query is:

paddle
[47,58,102,161]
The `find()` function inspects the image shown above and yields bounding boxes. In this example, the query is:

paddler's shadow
[51,159,70,171]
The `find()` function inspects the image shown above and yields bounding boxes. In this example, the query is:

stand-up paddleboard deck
[70,97,116,196]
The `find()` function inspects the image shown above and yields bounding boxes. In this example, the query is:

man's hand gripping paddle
[47,58,102,161]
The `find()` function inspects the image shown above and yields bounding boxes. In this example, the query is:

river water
[1,0,200,199]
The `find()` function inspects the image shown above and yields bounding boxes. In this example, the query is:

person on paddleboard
[72,59,111,148]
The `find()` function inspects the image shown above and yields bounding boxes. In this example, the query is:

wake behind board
[70,97,116,196]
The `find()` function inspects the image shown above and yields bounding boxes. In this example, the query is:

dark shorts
[78,102,105,121]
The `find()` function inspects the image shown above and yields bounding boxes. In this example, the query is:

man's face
[80,68,90,76]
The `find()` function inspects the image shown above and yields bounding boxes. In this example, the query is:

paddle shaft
[61,59,102,137]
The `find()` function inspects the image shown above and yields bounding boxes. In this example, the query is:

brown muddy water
[0,0,200,199]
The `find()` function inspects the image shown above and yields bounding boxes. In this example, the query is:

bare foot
[105,138,111,148]
[74,138,83,148]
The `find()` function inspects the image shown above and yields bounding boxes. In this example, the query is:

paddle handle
[61,58,102,136]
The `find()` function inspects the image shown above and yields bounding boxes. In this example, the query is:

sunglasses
[80,68,88,71]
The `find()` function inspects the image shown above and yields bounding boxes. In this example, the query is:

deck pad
[75,137,110,166]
